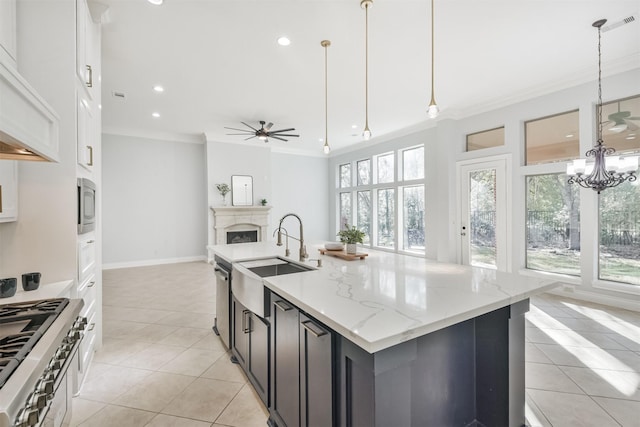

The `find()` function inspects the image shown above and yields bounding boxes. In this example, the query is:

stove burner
[0,298,69,388]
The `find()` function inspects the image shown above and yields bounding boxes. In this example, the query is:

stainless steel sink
[232,258,314,317]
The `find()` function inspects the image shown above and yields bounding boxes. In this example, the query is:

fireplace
[227,230,258,244]
[211,206,271,246]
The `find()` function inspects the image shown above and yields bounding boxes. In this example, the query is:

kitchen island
[211,241,558,427]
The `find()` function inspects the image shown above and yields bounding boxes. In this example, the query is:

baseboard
[548,286,640,313]
[103,255,207,270]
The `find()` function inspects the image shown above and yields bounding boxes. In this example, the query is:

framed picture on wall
[232,175,253,206]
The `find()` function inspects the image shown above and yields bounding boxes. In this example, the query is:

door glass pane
[377,188,395,248]
[357,191,371,244]
[377,153,394,184]
[469,170,497,268]
[403,147,424,180]
[526,174,580,276]
[357,159,371,185]
[403,185,425,252]
[339,193,351,229]
[339,163,351,188]
[599,181,640,285]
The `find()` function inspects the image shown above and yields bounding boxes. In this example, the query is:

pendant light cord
[430,0,435,102]
[596,23,603,145]
[365,2,369,129]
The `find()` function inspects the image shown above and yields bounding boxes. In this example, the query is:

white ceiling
[99,0,640,155]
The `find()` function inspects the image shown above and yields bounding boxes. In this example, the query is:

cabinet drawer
[78,308,97,374]
[78,236,96,284]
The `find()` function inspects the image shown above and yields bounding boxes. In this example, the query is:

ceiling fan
[604,109,640,133]
[225,120,300,142]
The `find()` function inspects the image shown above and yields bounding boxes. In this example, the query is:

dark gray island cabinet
[269,291,528,427]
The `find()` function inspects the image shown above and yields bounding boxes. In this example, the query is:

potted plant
[216,183,230,205]
[260,198,268,206]
[337,225,365,254]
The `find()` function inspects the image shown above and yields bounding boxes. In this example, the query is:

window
[357,191,371,244]
[377,153,394,183]
[466,127,504,152]
[339,193,351,229]
[526,174,580,276]
[335,145,425,254]
[403,146,424,180]
[403,185,425,252]
[357,159,371,185]
[599,181,640,286]
[377,188,395,248]
[339,163,351,188]
[602,94,640,154]
[525,110,579,165]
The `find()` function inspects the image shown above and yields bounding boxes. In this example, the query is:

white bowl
[325,242,344,251]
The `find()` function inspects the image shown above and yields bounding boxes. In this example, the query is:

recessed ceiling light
[153,85,164,92]
[319,138,324,142]
[565,133,574,138]
[351,124,358,129]
[147,0,163,5]
[152,112,160,118]
[277,36,291,46]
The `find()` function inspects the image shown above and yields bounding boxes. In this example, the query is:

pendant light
[567,19,638,193]
[321,40,331,154]
[427,0,439,118]
[361,0,373,140]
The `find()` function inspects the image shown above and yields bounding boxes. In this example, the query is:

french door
[457,156,511,271]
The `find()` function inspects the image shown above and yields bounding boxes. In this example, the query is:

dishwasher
[213,256,231,348]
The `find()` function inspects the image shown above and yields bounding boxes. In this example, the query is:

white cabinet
[78,235,96,286]
[0,0,17,68]
[77,93,94,171]
[76,234,98,392]
[76,0,99,100]
[0,160,17,222]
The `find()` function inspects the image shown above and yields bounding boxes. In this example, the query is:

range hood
[0,60,60,162]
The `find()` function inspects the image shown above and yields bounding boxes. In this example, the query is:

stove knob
[78,316,88,328]
[28,391,47,409]
[37,379,54,395]
[49,358,62,371]
[15,407,39,427]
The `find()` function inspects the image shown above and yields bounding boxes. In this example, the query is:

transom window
[525,110,579,165]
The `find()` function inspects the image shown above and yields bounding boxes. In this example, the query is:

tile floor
[70,262,640,426]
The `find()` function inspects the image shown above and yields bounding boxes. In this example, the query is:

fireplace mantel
[211,206,271,246]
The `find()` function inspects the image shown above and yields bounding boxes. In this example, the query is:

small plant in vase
[260,198,268,206]
[337,225,365,254]
[216,183,230,205]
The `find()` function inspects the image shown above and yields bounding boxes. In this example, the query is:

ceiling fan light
[609,123,628,133]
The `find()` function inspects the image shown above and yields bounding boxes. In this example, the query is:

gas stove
[0,298,85,427]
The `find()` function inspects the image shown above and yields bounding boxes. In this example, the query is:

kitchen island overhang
[212,241,559,426]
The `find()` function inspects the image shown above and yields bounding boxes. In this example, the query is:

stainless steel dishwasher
[213,256,231,348]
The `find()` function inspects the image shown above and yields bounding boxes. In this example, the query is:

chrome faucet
[272,227,291,257]
[277,213,308,261]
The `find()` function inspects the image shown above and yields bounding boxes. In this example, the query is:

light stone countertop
[0,280,74,304]
[212,242,559,353]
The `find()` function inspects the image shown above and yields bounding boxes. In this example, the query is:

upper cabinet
[76,0,100,101]
[0,0,17,68]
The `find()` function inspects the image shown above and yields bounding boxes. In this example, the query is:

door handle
[301,320,327,338]
[274,300,293,312]
[242,310,251,334]
[87,145,93,166]
[86,65,93,87]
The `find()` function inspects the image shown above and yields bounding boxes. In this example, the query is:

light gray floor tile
[112,372,196,412]
[525,362,583,394]
[161,378,243,422]
[560,365,640,401]
[593,396,640,427]
[69,398,106,427]
[527,389,620,427]
[77,404,156,427]
[157,327,212,347]
[119,343,187,370]
[157,347,225,377]
[215,384,270,427]
[526,343,553,364]
[145,414,212,427]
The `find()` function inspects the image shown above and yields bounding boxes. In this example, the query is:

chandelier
[567,19,638,193]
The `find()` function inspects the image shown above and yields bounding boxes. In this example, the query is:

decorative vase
[346,243,357,254]
[222,194,227,206]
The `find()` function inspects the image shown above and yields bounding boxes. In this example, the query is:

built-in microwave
[77,177,96,234]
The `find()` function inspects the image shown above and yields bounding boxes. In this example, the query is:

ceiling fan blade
[225,127,255,133]
[227,133,255,136]
[265,122,274,131]
[244,136,257,141]
[626,116,640,120]
[269,128,295,134]
[273,134,299,138]
[241,121,259,132]
[270,135,288,142]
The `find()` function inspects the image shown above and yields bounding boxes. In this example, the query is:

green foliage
[337,225,366,244]
[216,183,230,196]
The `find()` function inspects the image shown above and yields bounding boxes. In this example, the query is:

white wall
[205,141,329,246]
[271,152,329,242]
[102,134,207,267]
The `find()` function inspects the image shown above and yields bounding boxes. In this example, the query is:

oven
[0,298,86,427]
